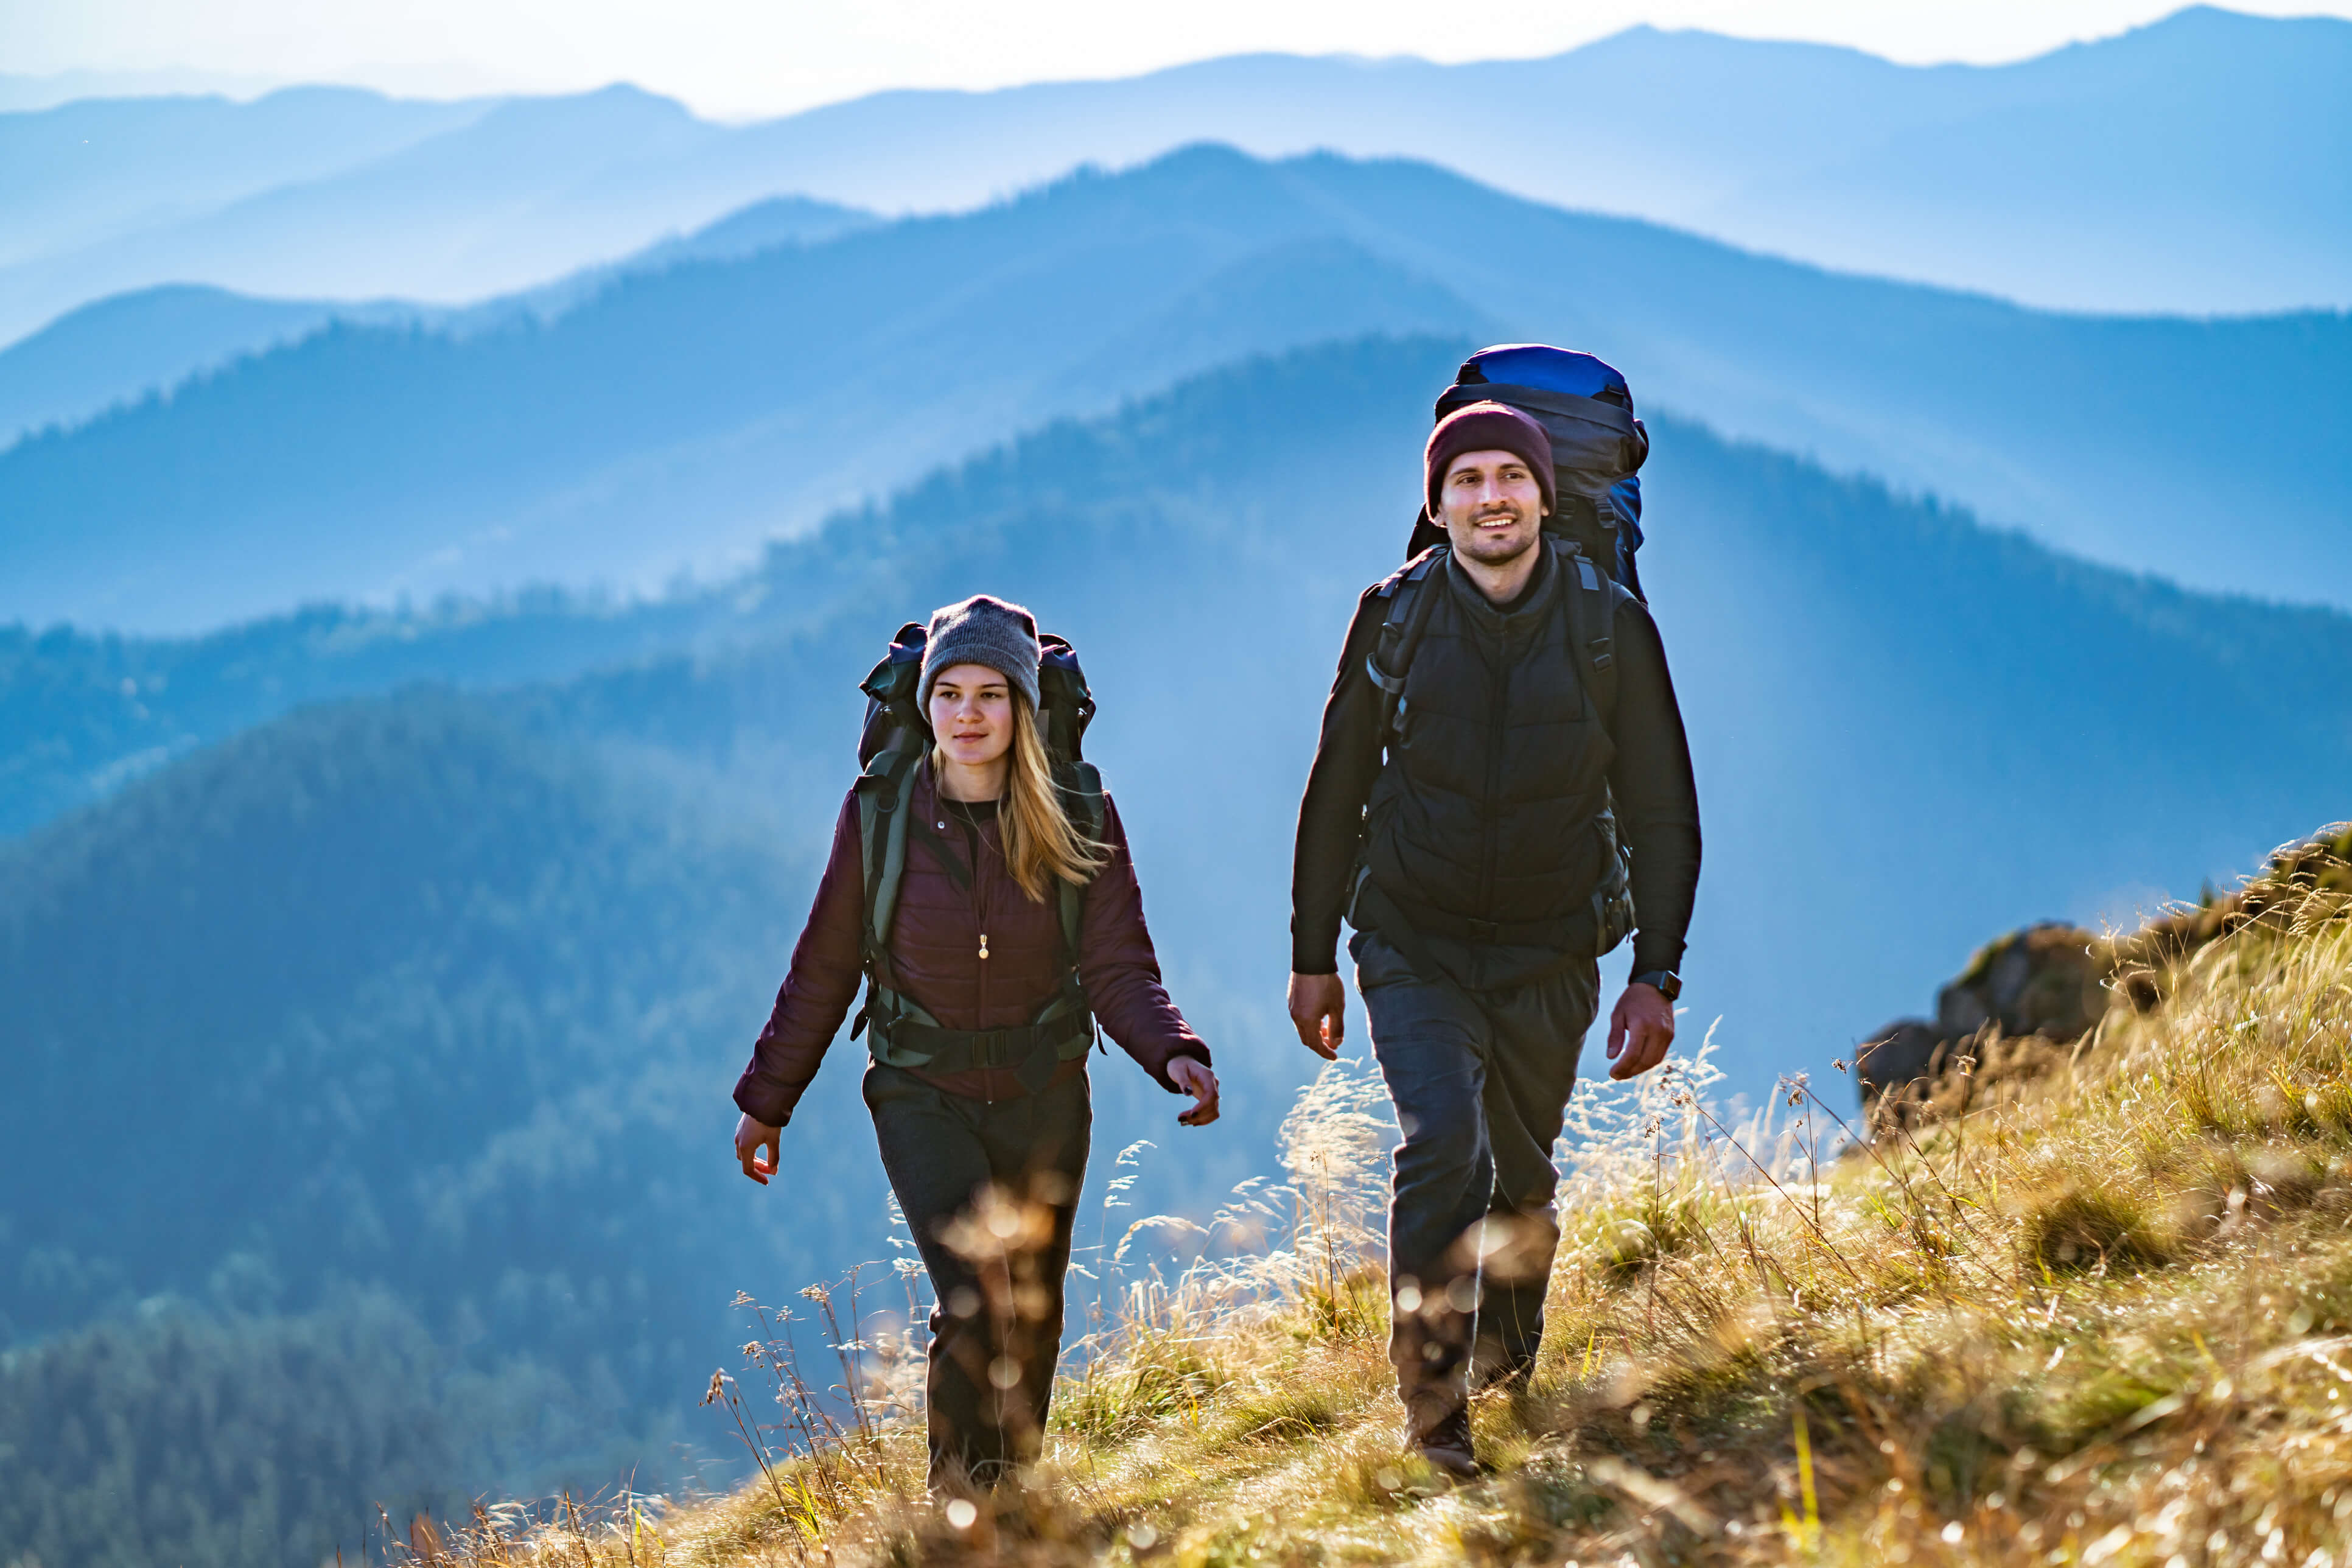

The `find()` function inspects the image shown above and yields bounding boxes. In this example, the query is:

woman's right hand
[735,1113,782,1185]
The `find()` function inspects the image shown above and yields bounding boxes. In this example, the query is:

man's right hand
[1287,972,1346,1060]
[734,1112,781,1185]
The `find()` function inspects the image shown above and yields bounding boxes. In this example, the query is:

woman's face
[927,662,1017,771]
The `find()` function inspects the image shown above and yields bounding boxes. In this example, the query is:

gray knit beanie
[917,594,1042,714]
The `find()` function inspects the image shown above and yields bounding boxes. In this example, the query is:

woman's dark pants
[864,1062,1090,1491]
[1352,931,1598,1437]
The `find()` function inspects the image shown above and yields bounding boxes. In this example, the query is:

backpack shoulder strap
[854,747,922,981]
[1555,537,1629,729]
[1053,760,1107,959]
[1368,544,1449,743]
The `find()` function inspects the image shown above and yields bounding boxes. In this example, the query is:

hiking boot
[1409,1404,1480,1481]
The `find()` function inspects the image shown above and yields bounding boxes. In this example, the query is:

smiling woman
[727,592,1219,1497]
[927,659,1105,903]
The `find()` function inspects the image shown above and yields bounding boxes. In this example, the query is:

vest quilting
[1363,551,1616,931]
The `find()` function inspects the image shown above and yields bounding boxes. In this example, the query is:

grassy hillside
[435,825,2352,1566]
[6,146,2345,629]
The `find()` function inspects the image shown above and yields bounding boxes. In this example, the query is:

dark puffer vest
[1361,548,1616,947]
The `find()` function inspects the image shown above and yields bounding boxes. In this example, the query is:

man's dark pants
[864,1062,1090,1490]
[1351,929,1598,1433]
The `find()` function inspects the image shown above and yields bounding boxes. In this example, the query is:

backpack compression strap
[1551,537,1638,951]
[1553,536,1626,728]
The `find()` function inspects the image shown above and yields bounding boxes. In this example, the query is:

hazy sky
[7,0,2346,117]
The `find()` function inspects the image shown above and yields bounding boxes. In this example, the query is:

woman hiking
[731,593,1219,1493]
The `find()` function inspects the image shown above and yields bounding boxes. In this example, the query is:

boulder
[1855,1020,1941,1102]
[1934,922,2107,1041]
[1857,923,2110,1119]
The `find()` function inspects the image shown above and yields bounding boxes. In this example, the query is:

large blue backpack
[1404,343,1650,600]
[1367,344,1650,961]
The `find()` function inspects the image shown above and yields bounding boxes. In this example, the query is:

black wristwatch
[1631,970,1682,1001]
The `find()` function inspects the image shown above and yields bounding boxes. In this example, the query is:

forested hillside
[0,690,828,1564]
[6,147,2344,629]
[0,593,738,836]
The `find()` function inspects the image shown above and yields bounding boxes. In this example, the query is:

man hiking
[1287,396,1701,1479]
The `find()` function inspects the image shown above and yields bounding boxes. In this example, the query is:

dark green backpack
[847,621,1105,1092]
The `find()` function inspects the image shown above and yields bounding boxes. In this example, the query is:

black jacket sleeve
[1607,595,1702,978]
[1290,589,1388,975]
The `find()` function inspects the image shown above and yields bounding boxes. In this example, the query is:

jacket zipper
[971,815,990,1023]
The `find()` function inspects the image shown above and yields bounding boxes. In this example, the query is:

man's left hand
[1606,983,1676,1080]
[1169,1057,1221,1126]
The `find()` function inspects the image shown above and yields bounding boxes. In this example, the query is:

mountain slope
[0,284,413,446]
[0,195,874,448]
[4,145,2343,631]
[0,592,741,837]
[0,86,486,276]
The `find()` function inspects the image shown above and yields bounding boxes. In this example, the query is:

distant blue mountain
[0,285,405,446]
[0,196,873,446]
[2,146,2341,631]
[0,85,485,275]
[4,5,2343,342]
[705,4,2352,314]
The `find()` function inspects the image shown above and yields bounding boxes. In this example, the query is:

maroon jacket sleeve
[1079,794,1211,1092]
[733,788,867,1127]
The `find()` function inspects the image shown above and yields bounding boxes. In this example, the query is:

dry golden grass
[428,829,2352,1567]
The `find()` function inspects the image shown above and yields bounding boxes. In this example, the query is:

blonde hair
[935,691,1108,903]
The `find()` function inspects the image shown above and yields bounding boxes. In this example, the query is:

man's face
[1435,449,1545,567]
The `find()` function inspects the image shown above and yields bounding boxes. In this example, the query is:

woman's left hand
[1168,1057,1220,1127]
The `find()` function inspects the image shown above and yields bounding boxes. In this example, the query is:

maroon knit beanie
[1424,401,1555,517]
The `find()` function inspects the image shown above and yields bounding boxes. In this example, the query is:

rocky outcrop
[1857,923,2108,1127]
[1856,825,2352,1133]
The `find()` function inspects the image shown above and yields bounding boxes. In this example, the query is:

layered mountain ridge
[5,146,2345,635]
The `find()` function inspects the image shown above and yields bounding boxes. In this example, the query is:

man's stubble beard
[1451,506,1542,567]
